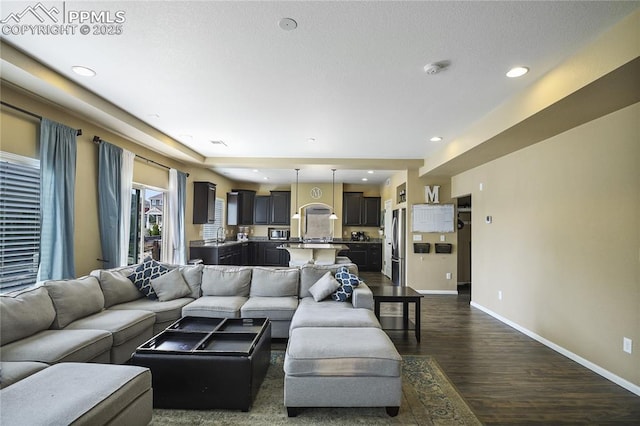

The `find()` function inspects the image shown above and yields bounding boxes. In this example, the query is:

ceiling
[1,1,638,184]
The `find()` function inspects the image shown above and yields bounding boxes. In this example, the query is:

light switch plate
[413,234,422,241]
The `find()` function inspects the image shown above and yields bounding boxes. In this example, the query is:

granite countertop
[190,238,383,247]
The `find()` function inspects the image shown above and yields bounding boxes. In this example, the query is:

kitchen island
[277,243,349,266]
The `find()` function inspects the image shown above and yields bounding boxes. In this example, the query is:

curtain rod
[92,136,189,177]
[1,101,83,136]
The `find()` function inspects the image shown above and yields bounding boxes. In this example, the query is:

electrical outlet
[440,235,445,242]
[623,337,632,354]
[498,290,503,300]
[446,272,452,280]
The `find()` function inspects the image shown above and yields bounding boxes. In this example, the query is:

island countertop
[276,243,349,250]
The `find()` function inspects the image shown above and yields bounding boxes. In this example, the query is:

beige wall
[1,84,230,276]
[406,170,458,292]
[451,102,640,387]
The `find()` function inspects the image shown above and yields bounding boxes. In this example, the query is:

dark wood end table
[370,286,423,342]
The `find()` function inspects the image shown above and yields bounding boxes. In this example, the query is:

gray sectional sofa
[0,259,401,422]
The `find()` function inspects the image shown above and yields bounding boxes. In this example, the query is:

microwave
[269,228,290,240]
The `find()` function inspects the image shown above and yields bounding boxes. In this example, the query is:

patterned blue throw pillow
[128,257,169,299]
[331,266,361,302]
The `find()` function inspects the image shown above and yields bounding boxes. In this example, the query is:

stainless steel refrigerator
[391,208,406,286]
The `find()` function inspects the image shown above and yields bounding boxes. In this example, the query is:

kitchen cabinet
[253,192,290,225]
[189,243,242,265]
[253,195,270,225]
[342,192,381,227]
[227,190,256,226]
[363,197,381,227]
[255,241,290,266]
[270,191,291,225]
[343,192,363,226]
[338,242,382,271]
[193,181,216,224]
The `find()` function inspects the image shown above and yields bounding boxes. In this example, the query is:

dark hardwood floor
[277,272,640,424]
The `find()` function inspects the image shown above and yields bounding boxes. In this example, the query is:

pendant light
[329,169,338,220]
[292,168,300,219]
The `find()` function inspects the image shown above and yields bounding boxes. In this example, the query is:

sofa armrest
[352,282,374,311]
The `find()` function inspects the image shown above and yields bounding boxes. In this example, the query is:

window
[202,198,225,240]
[128,185,166,264]
[0,152,40,293]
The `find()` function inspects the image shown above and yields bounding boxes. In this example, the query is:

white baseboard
[417,290,458,295]
[470,301,640,396]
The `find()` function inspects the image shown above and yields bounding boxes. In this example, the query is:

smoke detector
[424,63,443,75]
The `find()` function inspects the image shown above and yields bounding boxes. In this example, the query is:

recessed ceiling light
[210,140,227,146]
[307,138,316,143]
[71,66,96,77]
[279,18,297,31]
[252,169,259,173]
[506,66,529,78]
[430,136,443,142]
[263,177,269,180]
[367,170,374,174]
[362,178,368,182]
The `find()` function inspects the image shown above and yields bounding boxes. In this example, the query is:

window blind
[202,198,225,240]
[0,153,41,292]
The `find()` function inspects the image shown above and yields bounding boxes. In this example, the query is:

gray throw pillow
[201,266,252,296]
[308,271,341,302]
[98,268,142,308]
[0,287,56,345]
[150,268,192,302]
[250,267,299,297]
[44,276,105,329]
[179,264,204,298]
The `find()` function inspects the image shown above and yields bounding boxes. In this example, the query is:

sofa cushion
[127,257,169,299]
[0,361,49,389]
[0,362,152,426]
[0,329,113,364]
[182,296,247,318]
[64,309,155,346]
[290,298,381,330]
[331,266,362,302]
[201,266,252,296]
[109,297,193,324]
[299,263,359,298]
[240,296,298,320]
[178,264,204,298]
[44,276,105,329]
[150,268,192,302]
[250,267,299,297]
[308,271,340,302]
[0,287,56,345]
[97,268,142,308]
[285,327,401,377]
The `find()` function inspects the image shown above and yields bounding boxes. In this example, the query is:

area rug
[151,351,480,425]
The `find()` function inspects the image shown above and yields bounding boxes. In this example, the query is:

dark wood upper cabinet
[193,181,216,224]
[227,190,256,226]
[253,195,270,225]
[363,197,381,227]
[343,192,364,226]
[269,191,291,225]
[343,192,381,227]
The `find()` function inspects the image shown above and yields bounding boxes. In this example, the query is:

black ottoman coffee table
[131,316,271,411]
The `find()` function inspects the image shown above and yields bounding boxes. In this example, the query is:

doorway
[457,195,472,294]
[383,199,393,278]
